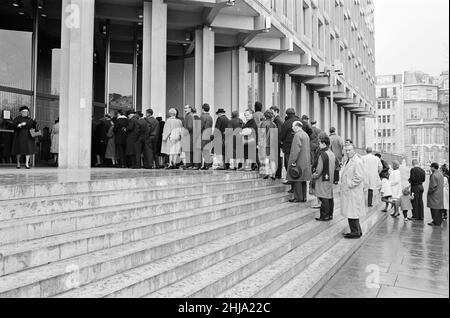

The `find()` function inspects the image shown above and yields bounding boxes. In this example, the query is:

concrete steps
[0,169,385,298]
[0,179,280,244]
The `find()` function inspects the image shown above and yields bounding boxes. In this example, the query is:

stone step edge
[0,171,260,201]
[0,181,287,222]
[53,206,316,298]
[216,203,381,298]
[143,204,344,299]
[271,204,388,298]
[0,189,291,257]
[0,177,273,207]
[0,199,299,294]
[0,191,290,245]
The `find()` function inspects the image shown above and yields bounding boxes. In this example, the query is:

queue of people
[4,102,448,237]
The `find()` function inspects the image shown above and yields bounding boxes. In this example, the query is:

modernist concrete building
[0,0,376,169]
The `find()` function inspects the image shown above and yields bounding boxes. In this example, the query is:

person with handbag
[239,109,259,171]
[12,106,38,169]
[287,121,312,203]
[312,135,336,221]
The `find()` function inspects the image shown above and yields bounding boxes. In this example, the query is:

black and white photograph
[0,0,448,305]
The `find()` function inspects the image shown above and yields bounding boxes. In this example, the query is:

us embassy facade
[0,0,376,169]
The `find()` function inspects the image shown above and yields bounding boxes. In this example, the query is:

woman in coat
[161,108,183,169]
[340,143,366,238]
[312,135,336,221]
[259,110,277,180]
[239,109,259,171]
[12,106,37,169]
[104,116,117,166]
[113,110,129,168]
[228,110,243,170]
[50,118,59,165]
[287,121,312,203]
[389,160,402,217]
[427,163,444,226]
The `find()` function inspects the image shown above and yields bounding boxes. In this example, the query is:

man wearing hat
[214,108,230,170]
[427,162,445,226]
[287,121,312,203]
[301,115,313,138]
[182,105,196,169]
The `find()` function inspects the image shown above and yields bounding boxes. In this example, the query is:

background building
[366,74,404,156]
[0,0,376,168]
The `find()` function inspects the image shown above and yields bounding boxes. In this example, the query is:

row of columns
[58,0,364,169]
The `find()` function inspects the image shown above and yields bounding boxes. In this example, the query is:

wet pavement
[316,173,449,298]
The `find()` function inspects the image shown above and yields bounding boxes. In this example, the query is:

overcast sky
[374,0,449,77]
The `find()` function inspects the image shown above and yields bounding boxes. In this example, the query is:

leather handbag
[29,128,42,138]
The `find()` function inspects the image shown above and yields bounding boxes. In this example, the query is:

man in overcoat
[427,162,445,226]
[341,143,366,238]
[287,121,312,203]
[362,147,382,207]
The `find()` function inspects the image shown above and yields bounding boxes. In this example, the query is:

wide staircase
[0,170,385,298]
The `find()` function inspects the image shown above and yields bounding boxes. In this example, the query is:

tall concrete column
[346,110,352,140]
[313,91,320,127]
[263,62,273,110]
[59,0,95,169]
[324,98,330,132]
[195,26,215,114]
[352,114,357,146]
[142,0,167,116]
[340,107,346,137]
[331,101,338,133]
[300,83,308,117]
[231,47,248,113]
[284,74,292,109]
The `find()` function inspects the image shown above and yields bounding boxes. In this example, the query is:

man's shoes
[343,233,361,239]
[300,200,307,203]
[263,175,270,180]
[289,199,301,203]
[368,205,373,207]
[427,222,441,226]
[381,209,388,212]
[315,217,331,222]
[311,205,321,209]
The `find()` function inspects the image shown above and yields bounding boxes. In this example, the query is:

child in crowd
[399,188,414,221]
[380,175,393,212]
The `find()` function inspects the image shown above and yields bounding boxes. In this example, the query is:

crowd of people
[3,102,449,238]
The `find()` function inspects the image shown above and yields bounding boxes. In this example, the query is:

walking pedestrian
[362,147,382,207]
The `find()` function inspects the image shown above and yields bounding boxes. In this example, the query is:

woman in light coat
[340,143,366,238]
[161,108,183,169]
[389,160,402,217]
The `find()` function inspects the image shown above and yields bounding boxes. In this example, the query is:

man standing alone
[427,162,444,226]
[409,159,426,221]
[341,143,366,239]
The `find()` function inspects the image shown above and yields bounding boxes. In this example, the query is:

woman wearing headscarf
[12,106,37,169]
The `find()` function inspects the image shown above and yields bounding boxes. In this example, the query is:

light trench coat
[340,154,366,219]
[362,153,382,190]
